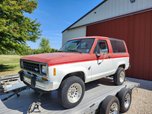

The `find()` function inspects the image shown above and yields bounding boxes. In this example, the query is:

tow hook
[27,92,44,114]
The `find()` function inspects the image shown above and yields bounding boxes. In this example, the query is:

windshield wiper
[58,50,63,52]
[67,49,82,53]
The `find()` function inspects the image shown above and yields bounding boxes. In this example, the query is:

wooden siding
[86,10,152,80]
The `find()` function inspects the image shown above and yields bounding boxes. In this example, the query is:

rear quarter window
[110,39,126,53]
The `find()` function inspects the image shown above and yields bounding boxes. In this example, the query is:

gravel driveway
[124,78,152,114]
[124,88,152,114]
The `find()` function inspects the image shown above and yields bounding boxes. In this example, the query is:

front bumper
[19,70,53,92]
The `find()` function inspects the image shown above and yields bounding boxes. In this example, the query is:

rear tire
[59,76,85,109]
[99,96,120,114]
[117,88,132,113]
[114,67,125,85]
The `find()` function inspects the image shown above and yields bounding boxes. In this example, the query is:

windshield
[60,38,94,53]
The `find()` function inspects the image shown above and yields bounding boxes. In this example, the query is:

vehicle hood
[21,52,93,66]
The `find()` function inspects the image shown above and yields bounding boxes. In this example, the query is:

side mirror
[95,51,101,58]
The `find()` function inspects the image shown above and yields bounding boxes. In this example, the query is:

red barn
[62,0,152,80]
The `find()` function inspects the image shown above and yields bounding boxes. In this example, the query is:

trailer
[0,77,139,114]
[0,75,26,93]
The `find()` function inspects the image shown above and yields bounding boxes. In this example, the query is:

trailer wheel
[117,88,132,113]
[59,76,85,109]
[114,67,125,85]
[99,96,120,114]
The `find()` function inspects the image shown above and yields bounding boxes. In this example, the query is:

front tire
[59,76,85,109]
[114,67,125,85]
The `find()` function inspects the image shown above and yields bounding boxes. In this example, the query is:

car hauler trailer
[0,77,139,114]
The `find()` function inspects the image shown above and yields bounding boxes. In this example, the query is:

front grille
[22,61,40,73]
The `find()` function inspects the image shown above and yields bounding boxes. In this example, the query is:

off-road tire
[114,67,125,85]
[59,76,85,109]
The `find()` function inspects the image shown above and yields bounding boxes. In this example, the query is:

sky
[26,0,103,49]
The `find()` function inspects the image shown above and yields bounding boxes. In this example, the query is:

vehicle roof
[72,36,124,41]
[72,36,108,40]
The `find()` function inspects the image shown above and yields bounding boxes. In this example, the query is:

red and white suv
[19,36,130,108]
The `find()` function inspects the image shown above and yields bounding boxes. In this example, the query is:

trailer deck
[0,78,139,114]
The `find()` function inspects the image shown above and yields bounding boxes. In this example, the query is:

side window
[110,39,126,53]
[94,40,109,54]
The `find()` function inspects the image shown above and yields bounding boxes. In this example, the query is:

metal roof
[62,0,107,33]
[62,0,152,33]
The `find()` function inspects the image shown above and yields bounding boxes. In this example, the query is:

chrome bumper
[23,77,53,91]
[19,70,53,91]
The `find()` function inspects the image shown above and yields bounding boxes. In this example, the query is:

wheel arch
[118,64,126,69]
[62,71,86,82]
[114,63,126,74]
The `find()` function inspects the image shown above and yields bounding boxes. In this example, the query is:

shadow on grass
[0,64,16,72]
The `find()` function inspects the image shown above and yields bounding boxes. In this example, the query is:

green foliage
[0,0,41,54]
[17,45,34,55]
[0,37,59,55]
[40,38,51,52]
[32,38,58,54]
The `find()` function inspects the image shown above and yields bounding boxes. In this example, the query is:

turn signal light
[42,76,48,81]
[53,68,56,76]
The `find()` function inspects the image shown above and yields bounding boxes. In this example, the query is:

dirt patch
[125,88,152,114]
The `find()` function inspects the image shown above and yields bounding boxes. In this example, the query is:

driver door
[91,40,113,80]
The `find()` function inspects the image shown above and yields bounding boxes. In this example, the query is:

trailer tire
[114,67,125,85]
[59,76,85,109]
[99,96,120,114]
[117,88,132,113]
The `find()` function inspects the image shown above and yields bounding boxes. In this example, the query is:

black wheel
[114,67,125,85]
[117,88,132,113]
[59,76,85,109]
[99,96,120,114]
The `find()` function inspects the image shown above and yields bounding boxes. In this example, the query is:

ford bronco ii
[19,36,130,108]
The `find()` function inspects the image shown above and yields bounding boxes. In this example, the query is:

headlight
[41,65,47,75]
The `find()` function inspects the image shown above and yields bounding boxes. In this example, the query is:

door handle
[105,55,111,59]
[108,55,111,58]
[103,54,111,59]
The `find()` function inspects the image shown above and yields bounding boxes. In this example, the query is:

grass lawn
[0,55,21,77]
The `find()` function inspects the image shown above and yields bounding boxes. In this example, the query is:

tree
[17,45,33,55]
[0,0,41,54]
[39,38,51,53]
